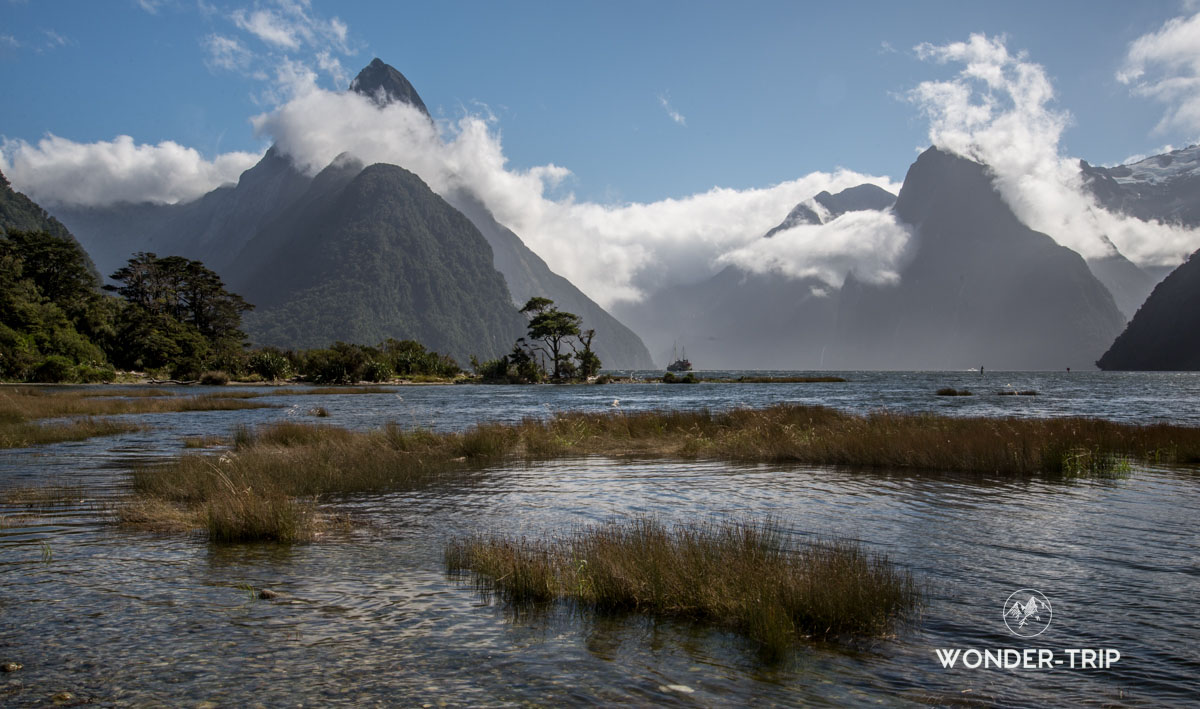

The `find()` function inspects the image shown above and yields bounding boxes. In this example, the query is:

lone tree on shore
[520,296,582,381]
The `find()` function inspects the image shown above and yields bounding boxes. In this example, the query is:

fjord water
[2,371,1198,706]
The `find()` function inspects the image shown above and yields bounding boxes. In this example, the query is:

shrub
[248,348,292,381]
[32,355,77,383]
[199,370,230,386]
[363,359,393,383]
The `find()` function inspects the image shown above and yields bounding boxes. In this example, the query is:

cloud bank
[911,33,1200,267]
[718,210,911,289]
[252,84,900,305]
[0,134,260,207]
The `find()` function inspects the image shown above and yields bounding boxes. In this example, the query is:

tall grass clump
[123,418,521,542]
[1,417,140,449]
[446,517,920,658]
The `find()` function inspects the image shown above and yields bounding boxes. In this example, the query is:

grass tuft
[446,517,919,658]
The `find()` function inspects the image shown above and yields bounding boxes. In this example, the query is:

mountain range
[34,59,1200,371]
[52,60,655,369]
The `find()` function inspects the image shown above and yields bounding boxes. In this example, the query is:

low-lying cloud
[910,33,1200,267]
[0,134,260,207]
[718,210,912,289]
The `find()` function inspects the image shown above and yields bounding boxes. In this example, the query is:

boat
[666,344,692,372]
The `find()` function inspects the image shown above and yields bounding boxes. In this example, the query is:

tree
[107,253,253,349]
[576,328,601,378]
[520,297,583,381]
[106,253,254,377]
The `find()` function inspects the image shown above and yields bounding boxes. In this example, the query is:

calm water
[2,371,1199,706]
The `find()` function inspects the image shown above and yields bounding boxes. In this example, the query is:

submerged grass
[123,403,1200,542]
[445,517,919,658]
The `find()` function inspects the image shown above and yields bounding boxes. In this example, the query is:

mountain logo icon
[1003,589,1053,637]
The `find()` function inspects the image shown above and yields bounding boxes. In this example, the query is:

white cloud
[1118,12,1200,136]
[0,134,261,207]
[0,34,19,49]
[718,210,912,289]
[910,33,1200,267]
[207,0,355,96]
[42,29,71,49]
[657,93,687,126]
[136,0,167,15]
[231,0,349,53]
[251,80,899,306]
[203,34,253,72]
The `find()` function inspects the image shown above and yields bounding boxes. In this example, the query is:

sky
[3,1,1200,305]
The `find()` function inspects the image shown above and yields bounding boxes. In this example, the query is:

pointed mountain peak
[349,58,430,117]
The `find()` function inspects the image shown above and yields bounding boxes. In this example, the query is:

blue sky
[1,0,1194,204]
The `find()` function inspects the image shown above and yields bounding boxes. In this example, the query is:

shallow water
[2,371,1199,706]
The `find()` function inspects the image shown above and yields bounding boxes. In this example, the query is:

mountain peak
[349,58,430,117]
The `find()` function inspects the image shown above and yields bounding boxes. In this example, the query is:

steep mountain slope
[1096,248,1200,370]
[831,147,1124,370]
[349,59,654,369]
[443,188,654,369]
[240,163,528,362]
[614,184,893,368]
[1,169,98,277]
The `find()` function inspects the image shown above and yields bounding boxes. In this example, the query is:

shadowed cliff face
[1097,247,1200,370]
[237,162,528,362]
[831,147,1125,370]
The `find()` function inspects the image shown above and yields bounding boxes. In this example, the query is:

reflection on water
[2,372,1200,706]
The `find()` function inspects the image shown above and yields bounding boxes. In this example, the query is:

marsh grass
[0,387,276,420]
[0,387,274,449]
[124,404,1200,542]
[445,517,919,658]
[0,417,141,449]
[183,435,227,449]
